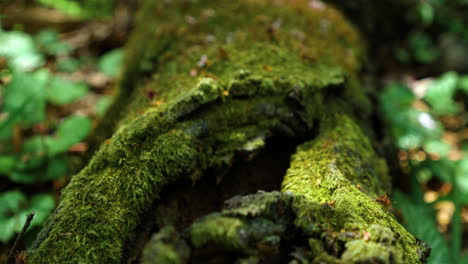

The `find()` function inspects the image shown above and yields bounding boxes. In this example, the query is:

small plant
[0,27,95,243]
[381,72,468,263]
[0,22,121,244]
[35,0,115,18]
[98,49,123,78]
[0,191,54,243]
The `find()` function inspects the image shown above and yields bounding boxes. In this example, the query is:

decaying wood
[28,0,429,263]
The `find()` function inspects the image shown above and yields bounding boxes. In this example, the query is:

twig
[6,212,35,264]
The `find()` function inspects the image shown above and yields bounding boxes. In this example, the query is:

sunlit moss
[282,113,423,263]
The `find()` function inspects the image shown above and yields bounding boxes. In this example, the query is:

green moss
[138,192,292,262]
[223,191,291,218]
[29,129,202,263]
[145,244,180,264]
[341,240,390,263]
[187,191,291,258]
[141,226,190,264]
[368,224,396,245]
[88,0,170,150]
[28,74,330,262]
[308,238,325,258]
[281,113,423,263]
[190,214,247,250]
[282,113,391,203]
[27,0,398,263]
[118,0,365,123]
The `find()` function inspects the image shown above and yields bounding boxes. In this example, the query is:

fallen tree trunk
[28,0,429,263]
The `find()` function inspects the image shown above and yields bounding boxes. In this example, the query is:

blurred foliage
[382,70,468,262]
[398,0,468,67]
[98,49,123,78]
[381,2,468,253]
[35,0,115,18]
[380,83,441,150]
[35,30,73,56]
[0,191,54,243]
[393,190,451,264]
[0,24,119,243]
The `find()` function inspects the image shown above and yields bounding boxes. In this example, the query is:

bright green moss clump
[282,113,426,263]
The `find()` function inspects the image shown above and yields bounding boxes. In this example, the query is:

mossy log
[29,0,428,263]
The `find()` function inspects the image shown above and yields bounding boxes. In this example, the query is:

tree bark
[28,0,429,263]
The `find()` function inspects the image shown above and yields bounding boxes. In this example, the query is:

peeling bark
[28,0,428,263]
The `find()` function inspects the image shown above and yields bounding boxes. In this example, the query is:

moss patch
[26,0,423,263]
[282,113,425,263]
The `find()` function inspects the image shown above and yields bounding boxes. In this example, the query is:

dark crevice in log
[122,136,309,263]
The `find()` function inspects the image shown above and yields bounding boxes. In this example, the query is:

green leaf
[0,120,14,141]
[422,159,456,183]
[393,191,451,264]
[9,144,68,183]
[2,70,49,128]
[44,156,68,180]
[0,191,54,242]
[417,2,434,26]
[98,49,123,77]
[9,171,41,184]
[46,77,88,105]
[23,135,48,155]
[0,190,27,242]
[458,75,468,93]
[0,191,27,215]
[9,157,68,183]
[391,109,441,149]
[424,72,459,115]
[409,32,440,64]
[380,83,415,112]
[16,136,48,171]
[6,117,89,183]
[46,116,92,156]
[0,155,17,174]
[28,194,55,228]
[56,57,81,72]
[96,96,113,117]
[0,31,44,71]
[8,135,68,183]
[461,255,468,264]
[380,83,443,149]
[456,159,468,204]
[0,218,18,243]
[424,140,451,157]
[35,29,72,56]
[462,143,468,152]
[36,0,86,17]
[415,167,433,183]
[36,0,115,17]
